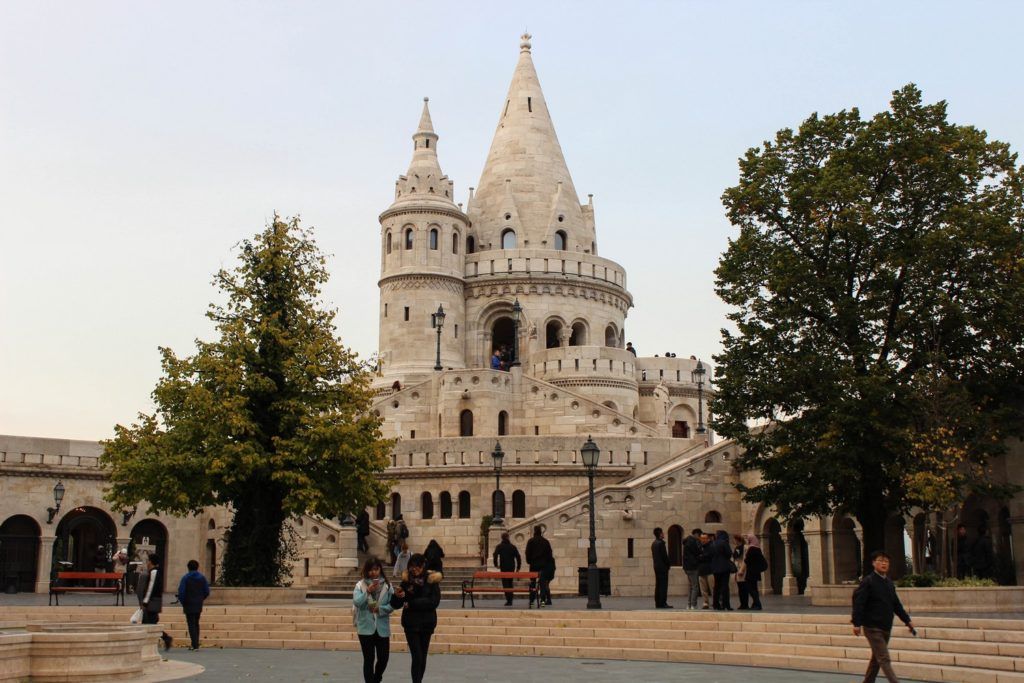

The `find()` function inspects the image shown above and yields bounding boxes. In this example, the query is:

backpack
[398,522,409,539]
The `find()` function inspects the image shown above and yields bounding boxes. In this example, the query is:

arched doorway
[764,519,785,595]
[0,515,41,592]
[205,539,217,585]
[667,525,684,567]
[569,321,587,346]
[491,317,515,363]
[391,493,402,521]
[129,519,169,592]
[52,507,117,576]
[604,325,617,347]
[459,410,474,437]
[546,320,563,349]
[789,519,809,594]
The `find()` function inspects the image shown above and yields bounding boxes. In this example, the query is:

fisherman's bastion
[1,35,1021,601]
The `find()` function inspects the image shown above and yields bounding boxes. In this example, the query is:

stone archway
[491,317,515,362]
[832,516,861,583]
[0,515,41,593]
[667,525,684,567]
[130,519,169,592]
[52,506,117,575]
[763,518,785,595]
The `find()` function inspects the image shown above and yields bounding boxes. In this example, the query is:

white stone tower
[377,99,469,386]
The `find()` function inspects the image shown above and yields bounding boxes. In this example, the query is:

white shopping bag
[130,608,143,624]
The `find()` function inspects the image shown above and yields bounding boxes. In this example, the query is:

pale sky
[2,1,1022,441]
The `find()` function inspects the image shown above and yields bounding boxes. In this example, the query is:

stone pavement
[166,648,930,682]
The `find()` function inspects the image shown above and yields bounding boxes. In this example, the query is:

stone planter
[205,586,307,605]
[811,583,1024,612]
[25,623,151,682]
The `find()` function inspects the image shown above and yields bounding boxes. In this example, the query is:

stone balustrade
[530,345,638,383]
[464,249,627,291]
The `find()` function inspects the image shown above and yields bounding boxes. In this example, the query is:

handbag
[130,608,143,624]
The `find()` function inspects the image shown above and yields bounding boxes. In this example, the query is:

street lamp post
[580,436,602,609]
[491,441,505,525]
[511,298,522,367]
[433,304,446,371]
[691,359,706,434]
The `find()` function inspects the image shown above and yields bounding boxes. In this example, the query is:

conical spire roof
[469,34,593,251]
[388,98,458,212]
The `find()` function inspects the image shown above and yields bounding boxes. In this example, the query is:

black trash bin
[576,567,611,596]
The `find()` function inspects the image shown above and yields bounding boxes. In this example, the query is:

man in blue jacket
[852,551,915,682]
[176,560,211,650]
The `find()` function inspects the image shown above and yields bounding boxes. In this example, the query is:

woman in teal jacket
[353,557,395,683]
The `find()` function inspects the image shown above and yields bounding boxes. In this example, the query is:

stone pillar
[335,527,358,569]
[802,527,824,596]
[781,538,799,596]
[558,329,571,348]
[36,535,56,594]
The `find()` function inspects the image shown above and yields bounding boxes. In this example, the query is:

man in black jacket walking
[682,528,702,609]
[651,528,672,608]
[493,532,522,606]
[852,550,915,683]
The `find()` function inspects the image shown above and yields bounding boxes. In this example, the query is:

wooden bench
[49,572,125,606]
[461,571,539,608]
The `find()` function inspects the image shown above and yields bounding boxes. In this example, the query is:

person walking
[390,554,442,683]
[135,553,172,651]
[697,533,714,609]
[423,539,445,573]
[682,528,703,609]
[394,516,409,563]
[492,532,522,606]
[176,559,210,650]
[651,527,672,608]
[393,542,411,578]
[852,550,915,683]
[356,510,371,553]
[737,535,766,610]
[525,525,555,607]
[710,530,734,611]
[732,534,747,609]
[353,557,395,683]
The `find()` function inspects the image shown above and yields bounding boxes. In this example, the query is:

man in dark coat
[176,559,211,650]
[682,528,703,609]
[651,527,672,608]
[356,510,370,553]
[710,530,734,610]
[852,550,914,683]
[525,525,555,607]
[493,532,523,606]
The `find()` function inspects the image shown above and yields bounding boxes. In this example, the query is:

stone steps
[5,607,1023,683]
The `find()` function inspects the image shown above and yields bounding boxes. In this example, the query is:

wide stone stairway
[4,605,1023,682]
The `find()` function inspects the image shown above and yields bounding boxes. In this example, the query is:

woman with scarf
[738,534,767,610]
[353,557,395,683]
[390,553,442,683]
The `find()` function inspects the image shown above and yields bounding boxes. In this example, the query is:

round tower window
[505,213,512,221]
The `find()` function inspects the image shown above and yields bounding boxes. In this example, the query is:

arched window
[604,325,617,347]
[375,502,386,520]
[466,236,475,254]
[668,525,684,566]
[569,321,587,346]
[452,233,459,254]
[501,229,517,249]
[386,232,392,254]
[458,491,471,519]
[512,490,526,518]
[704,510,722,524]
[546,320,563,349]
[554,230,567,250]
[439,492,453,519]
[672,421,690,438]
[405,228,414,250]
[421,492,434,520]
[498,410,508,436]
[429,228,438,250]
[459,410,474,437]
[391,492,402,520]
[492,490,506,520]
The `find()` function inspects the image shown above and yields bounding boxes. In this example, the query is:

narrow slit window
[527,97,532,112]
[404,307,410,321]
[425,139,430,148]
[504,100,510,117]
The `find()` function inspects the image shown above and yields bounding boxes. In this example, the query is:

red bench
[49,571,125,606]
[461,571,539,608]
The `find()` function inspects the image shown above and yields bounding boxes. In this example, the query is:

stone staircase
[6,606,1023,682]
[308,564,487,599]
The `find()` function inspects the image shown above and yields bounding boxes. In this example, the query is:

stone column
[781,538,799,596]
[558,329,571,348]
[335,527,359,569]
[802,527,824,596]
[35,535,56,594]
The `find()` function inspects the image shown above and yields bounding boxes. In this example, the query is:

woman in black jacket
[423,539,445,573]
[390,553,442,683]
[738,534,766,610]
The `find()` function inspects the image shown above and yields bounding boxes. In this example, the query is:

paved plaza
[167,648,929,683]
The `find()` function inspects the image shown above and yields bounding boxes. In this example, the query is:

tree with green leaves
[102,215,393,586]
[713,85,1024,570]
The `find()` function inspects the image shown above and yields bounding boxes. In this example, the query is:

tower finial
[520,32,532,52]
